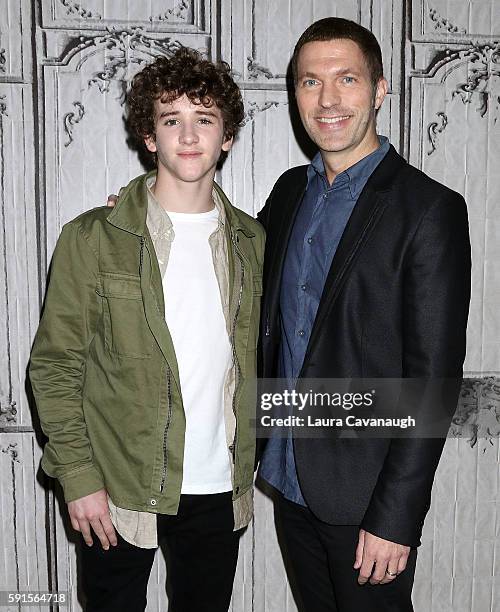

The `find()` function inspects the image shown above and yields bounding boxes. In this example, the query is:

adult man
[257,18,470,612]
[30,48,264,612]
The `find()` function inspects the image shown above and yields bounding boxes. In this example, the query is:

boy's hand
[67,488,117,550]
[107,194,118,207]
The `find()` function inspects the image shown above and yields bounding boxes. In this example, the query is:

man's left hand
[354,528,410,585]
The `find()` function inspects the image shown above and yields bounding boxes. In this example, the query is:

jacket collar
[107,170,255,238]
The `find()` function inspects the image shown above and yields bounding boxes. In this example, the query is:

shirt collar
[145,175,227,237]
[306,135,390,199]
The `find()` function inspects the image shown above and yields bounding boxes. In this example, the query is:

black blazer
[257,145,471,547]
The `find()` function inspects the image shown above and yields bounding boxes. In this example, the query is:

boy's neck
[151,167,216,213]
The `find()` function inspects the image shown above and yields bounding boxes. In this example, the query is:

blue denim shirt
[259,136,390,505]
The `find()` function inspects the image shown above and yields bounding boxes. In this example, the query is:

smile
[316,116,351,124]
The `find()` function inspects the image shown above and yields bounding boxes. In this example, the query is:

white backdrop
[0,1,499,610]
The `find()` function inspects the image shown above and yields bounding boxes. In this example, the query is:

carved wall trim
[412,42,500,154]
[428,6,466,35]
[242,100,282,125]
[451,377,500,451]
[58,0,101,20]
[412,0,497,42]
[150,0,190,23]
[42,0,203,32]
[44,28,185,68]
[62,101,85,147]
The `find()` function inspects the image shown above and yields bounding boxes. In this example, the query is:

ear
[221,135,233,153]
[144,134,157,153]
[374,77,388,111]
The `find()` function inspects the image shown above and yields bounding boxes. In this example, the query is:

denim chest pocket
[96,273,152,359]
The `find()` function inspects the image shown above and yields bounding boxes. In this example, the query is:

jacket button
[150,499,157,506]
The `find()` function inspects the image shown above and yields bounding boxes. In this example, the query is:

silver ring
[386,570,397,577]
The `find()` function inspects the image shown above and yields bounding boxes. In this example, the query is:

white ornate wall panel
[41,1,210,33]
[0,434,50,610]
[0,1,498,611]
[0,0,32,82]
[406,0,500,376]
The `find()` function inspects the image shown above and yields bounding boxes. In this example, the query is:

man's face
[144,93,232,184]
[295,38,387,167]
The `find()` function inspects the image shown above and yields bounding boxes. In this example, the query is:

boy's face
[144,93,232,185]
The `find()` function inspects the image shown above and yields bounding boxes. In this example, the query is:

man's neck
[322,133,381,185]
[152,168,215,213]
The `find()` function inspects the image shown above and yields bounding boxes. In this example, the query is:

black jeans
[277,496,417,612]
[81,492,240,612]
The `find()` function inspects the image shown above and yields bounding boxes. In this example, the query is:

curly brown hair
[127,47,244,146]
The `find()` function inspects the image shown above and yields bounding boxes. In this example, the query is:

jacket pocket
[247,273,263,349]
[252,273,263,296]
[96,272,152,359]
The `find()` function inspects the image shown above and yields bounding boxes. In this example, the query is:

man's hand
[67,488,117,550]
[107,195,118,207]
[354,529,410,585]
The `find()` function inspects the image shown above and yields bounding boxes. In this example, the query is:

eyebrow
[158,109,219,118]
[299,69,361,79]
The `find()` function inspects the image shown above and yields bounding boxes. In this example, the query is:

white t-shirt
[162,206,232,494]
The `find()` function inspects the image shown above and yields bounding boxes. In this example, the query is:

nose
[318,81,341,108]
[179,122,199,145]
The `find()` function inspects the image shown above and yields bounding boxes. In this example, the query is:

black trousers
[81,492,240,612]
[277,496,417,612]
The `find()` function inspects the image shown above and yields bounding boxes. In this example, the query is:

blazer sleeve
[29,222,105,502]
[257,189,274,230]
[360,192,471,547]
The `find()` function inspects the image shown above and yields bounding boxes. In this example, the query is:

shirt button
[301,284,307,291]
[150,499,157,506]
[298,330,305,337]
[307,237,313,244]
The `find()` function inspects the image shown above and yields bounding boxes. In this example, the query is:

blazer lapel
[265,172,308,328]
[304,146,405,359]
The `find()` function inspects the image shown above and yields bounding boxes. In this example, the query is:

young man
[257,18,470,612]
[30,48,264,612]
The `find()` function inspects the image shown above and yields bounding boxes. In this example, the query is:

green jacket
[30,172,265,528]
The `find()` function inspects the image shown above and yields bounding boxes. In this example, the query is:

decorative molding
[1,442,20,463]
[428,6,466,34]
[83,32,183,104]
[150,0,190,22]
[417,42,500,154]
[450,377,500,451]
[58,0,102,20]
[63,101,85,147]
[48,29,184,70]
[427,111,448,155]
[0,49,5,73]
[451,45,500,121]
[246,57,284,81]
[0,400,17,424]
[242,101,281,125]
[47,31,185,147]
[0,95,7,116]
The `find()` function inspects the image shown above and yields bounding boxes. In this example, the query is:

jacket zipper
[160,366,173,492]
[141,235,172,494]
[229,232,244,465]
